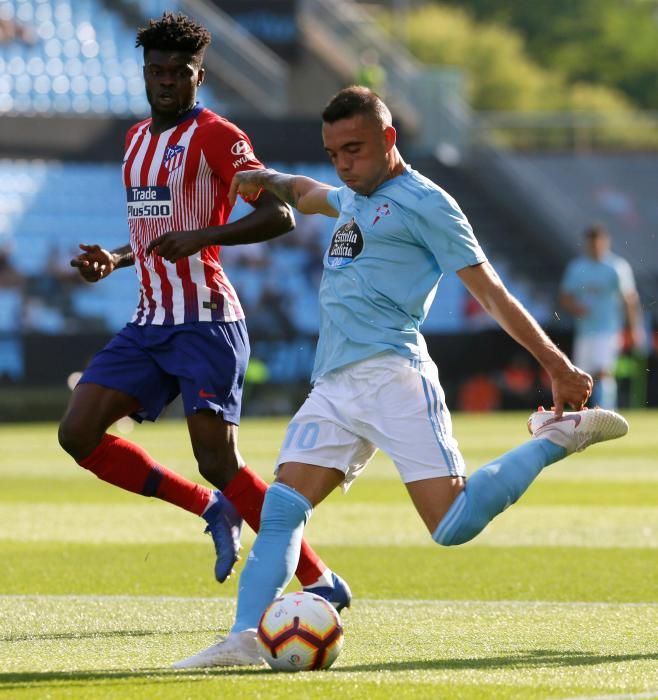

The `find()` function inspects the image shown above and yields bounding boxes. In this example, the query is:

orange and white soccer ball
[257,591,344,672]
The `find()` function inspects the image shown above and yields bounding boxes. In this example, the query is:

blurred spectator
[559,224,645,409]
[21,296,66,333]
[245,285,297,339]
[0,246,25,290]
[0,17,36,45]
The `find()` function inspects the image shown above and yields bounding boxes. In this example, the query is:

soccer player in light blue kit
[173,87,629,668]
[559,225,644,409]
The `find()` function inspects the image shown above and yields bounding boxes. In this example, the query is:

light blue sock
[433,439,566,546]
[232,482,312,633]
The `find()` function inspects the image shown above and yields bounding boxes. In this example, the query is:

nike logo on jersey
[198,389,217,398]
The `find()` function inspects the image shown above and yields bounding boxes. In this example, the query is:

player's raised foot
[202,491,243,583]
[303,572,352,613]
[527,406,628,455]
[172,630,266,669]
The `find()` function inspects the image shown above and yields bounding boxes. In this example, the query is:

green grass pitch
[1,410,657,699]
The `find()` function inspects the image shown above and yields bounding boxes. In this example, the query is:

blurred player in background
[172,86,629,668]
[58,12,350,609]
[559,224,645,409]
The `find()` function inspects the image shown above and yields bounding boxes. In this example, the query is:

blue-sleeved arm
[560,261,581,294]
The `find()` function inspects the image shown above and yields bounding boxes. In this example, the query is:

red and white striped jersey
[122,104,264,325]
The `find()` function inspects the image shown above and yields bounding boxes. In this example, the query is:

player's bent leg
[232,463,343,633]
[173,468,337,670]
[60,384,215,520]
[58,382,139,460]
[188,413,349,591]
[187,412,246,581]
[405,476,465,534]
[201,491,243,583]
[173,481,308,667]
[222,465,350,608]
[433,407,628,546]
[231,481,313,634]
[432,439,564,546]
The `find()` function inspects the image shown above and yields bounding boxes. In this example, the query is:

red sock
[79,434,211,516]
[223,465,327,586]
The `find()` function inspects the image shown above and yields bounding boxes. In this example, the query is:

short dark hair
[584,224,609,240]
[136,12,211,60]
[322,86,392,128]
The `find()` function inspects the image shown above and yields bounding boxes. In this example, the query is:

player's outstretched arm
[70,243,134,283]
[146,188,294,262]
[458,261,592,415]
[228,168,339,217]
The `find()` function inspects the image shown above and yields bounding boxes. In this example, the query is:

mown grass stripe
[2,594,658,607]
[1,542,655,602]
[2,502,656,548]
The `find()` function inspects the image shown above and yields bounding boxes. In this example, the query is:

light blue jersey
[560,253,636,335]
[313,165,487,381]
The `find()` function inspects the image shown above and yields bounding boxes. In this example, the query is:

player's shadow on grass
[2,650,658,687]
[0,667,267,689]
[333,648,658,673]
[3,629,182,643]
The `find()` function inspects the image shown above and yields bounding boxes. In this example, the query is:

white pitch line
[0,594,656,608]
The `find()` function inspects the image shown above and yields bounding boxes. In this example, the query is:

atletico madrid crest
[163,145,185,172]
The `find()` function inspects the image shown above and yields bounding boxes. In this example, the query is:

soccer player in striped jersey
[58,12,350,609]
[172,86,629,668]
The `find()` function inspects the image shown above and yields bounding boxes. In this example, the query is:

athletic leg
[221,463,338,588]
[408,438,566,545]
[187,408,340,589]
[408,408,627,546]
[232,462,343,631]
[58,383,212,515]
[574,333,619,409]
[172,461,344,669]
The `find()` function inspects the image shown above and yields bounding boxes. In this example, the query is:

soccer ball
[257,591,344,672]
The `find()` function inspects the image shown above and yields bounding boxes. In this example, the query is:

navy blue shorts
[79,320,250,424]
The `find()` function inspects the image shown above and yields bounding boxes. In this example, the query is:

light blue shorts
[276,351,466,490]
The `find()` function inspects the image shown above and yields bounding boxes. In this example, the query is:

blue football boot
[202,491,243,583]
[304,572,352,612]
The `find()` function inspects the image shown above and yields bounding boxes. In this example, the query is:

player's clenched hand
[146,229,212,263]
[70,243,114,283]
[228,170,264,207]
[549,364,593,417]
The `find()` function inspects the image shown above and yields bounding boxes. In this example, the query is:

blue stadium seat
[0,288,22,331]
[0,338,24,379]
[0,0,221,116]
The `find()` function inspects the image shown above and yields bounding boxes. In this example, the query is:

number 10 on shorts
[283,422,320,450]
